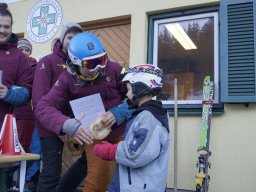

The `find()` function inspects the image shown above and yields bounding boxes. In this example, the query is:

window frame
[147,6,223,114]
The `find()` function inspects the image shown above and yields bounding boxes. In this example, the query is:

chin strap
[78,72,99,82]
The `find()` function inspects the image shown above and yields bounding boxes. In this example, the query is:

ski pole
[173,78,178,192]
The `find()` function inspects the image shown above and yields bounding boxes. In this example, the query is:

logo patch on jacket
[129,128,148,152]
[106,76,110,82]
[55,80,59,86]
[40,63,46,69]
[57,64,67,69]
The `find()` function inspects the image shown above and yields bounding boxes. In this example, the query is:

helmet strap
[78,71,99,81]
[67,58,106,85]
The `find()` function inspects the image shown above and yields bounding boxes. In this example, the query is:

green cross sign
[32,6,56,35]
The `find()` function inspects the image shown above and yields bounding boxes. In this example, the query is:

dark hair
[0,3,13,25]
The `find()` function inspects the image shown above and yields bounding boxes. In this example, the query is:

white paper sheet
[70,93,105,130]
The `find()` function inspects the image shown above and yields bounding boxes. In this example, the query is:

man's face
[0,15,12,45]
[79,66,99,79]
[62,31,79,53]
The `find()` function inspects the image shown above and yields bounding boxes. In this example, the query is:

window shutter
[220,0,256,103]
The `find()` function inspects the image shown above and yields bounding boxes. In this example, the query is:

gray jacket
[114,110,170,192]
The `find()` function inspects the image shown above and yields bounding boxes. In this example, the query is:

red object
[16,119,35,152]
[93,141,117,161]
[0,114,21,155]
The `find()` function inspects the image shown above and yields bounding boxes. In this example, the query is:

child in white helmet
[93,64,170,192]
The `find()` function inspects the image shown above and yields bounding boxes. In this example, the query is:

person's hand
[101,111,116,128]
[88,112,115,140]
[0,84,8,99]
[93,141,117,161]
[72,126,93,145]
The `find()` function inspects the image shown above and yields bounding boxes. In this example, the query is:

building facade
[8,0,256,191]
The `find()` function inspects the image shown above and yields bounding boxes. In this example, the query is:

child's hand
[93,141,117,161]
[102,111,116,128]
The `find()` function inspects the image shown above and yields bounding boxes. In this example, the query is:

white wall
[168,104,256,192]
[9,0,256,191]
[9,0,218,61]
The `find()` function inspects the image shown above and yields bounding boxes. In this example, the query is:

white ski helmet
[122,64,163,98]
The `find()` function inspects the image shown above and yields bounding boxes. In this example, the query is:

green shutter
[220,0,256,102]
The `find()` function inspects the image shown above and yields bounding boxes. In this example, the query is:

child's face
[19,46,31,57]
[62,31,79,53]
[126,83,133,101]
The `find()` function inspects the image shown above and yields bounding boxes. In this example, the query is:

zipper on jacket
[127,167,131,185]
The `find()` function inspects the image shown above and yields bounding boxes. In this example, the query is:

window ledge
[164,103,224,115]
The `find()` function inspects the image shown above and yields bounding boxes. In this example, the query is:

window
[149,1,256,110]
[148,7,226,114]
[152,12,219,105]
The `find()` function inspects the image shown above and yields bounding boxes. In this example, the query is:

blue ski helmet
[68,32,107,70]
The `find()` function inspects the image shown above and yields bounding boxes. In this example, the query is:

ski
[195,75,214,192]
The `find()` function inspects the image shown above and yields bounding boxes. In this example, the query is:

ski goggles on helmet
[82,53,107,70]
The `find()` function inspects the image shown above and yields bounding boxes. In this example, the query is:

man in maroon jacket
[0,3,33,128]
[36,32,127,192]
[32,22,83,192]
[0,3,33,191]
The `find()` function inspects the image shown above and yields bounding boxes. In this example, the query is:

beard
[0,32,11,44]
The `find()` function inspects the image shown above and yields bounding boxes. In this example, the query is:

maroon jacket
[32,40,69,137]
[13,57,37,120]
[0,34,33,127]
[36,61,126,139]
